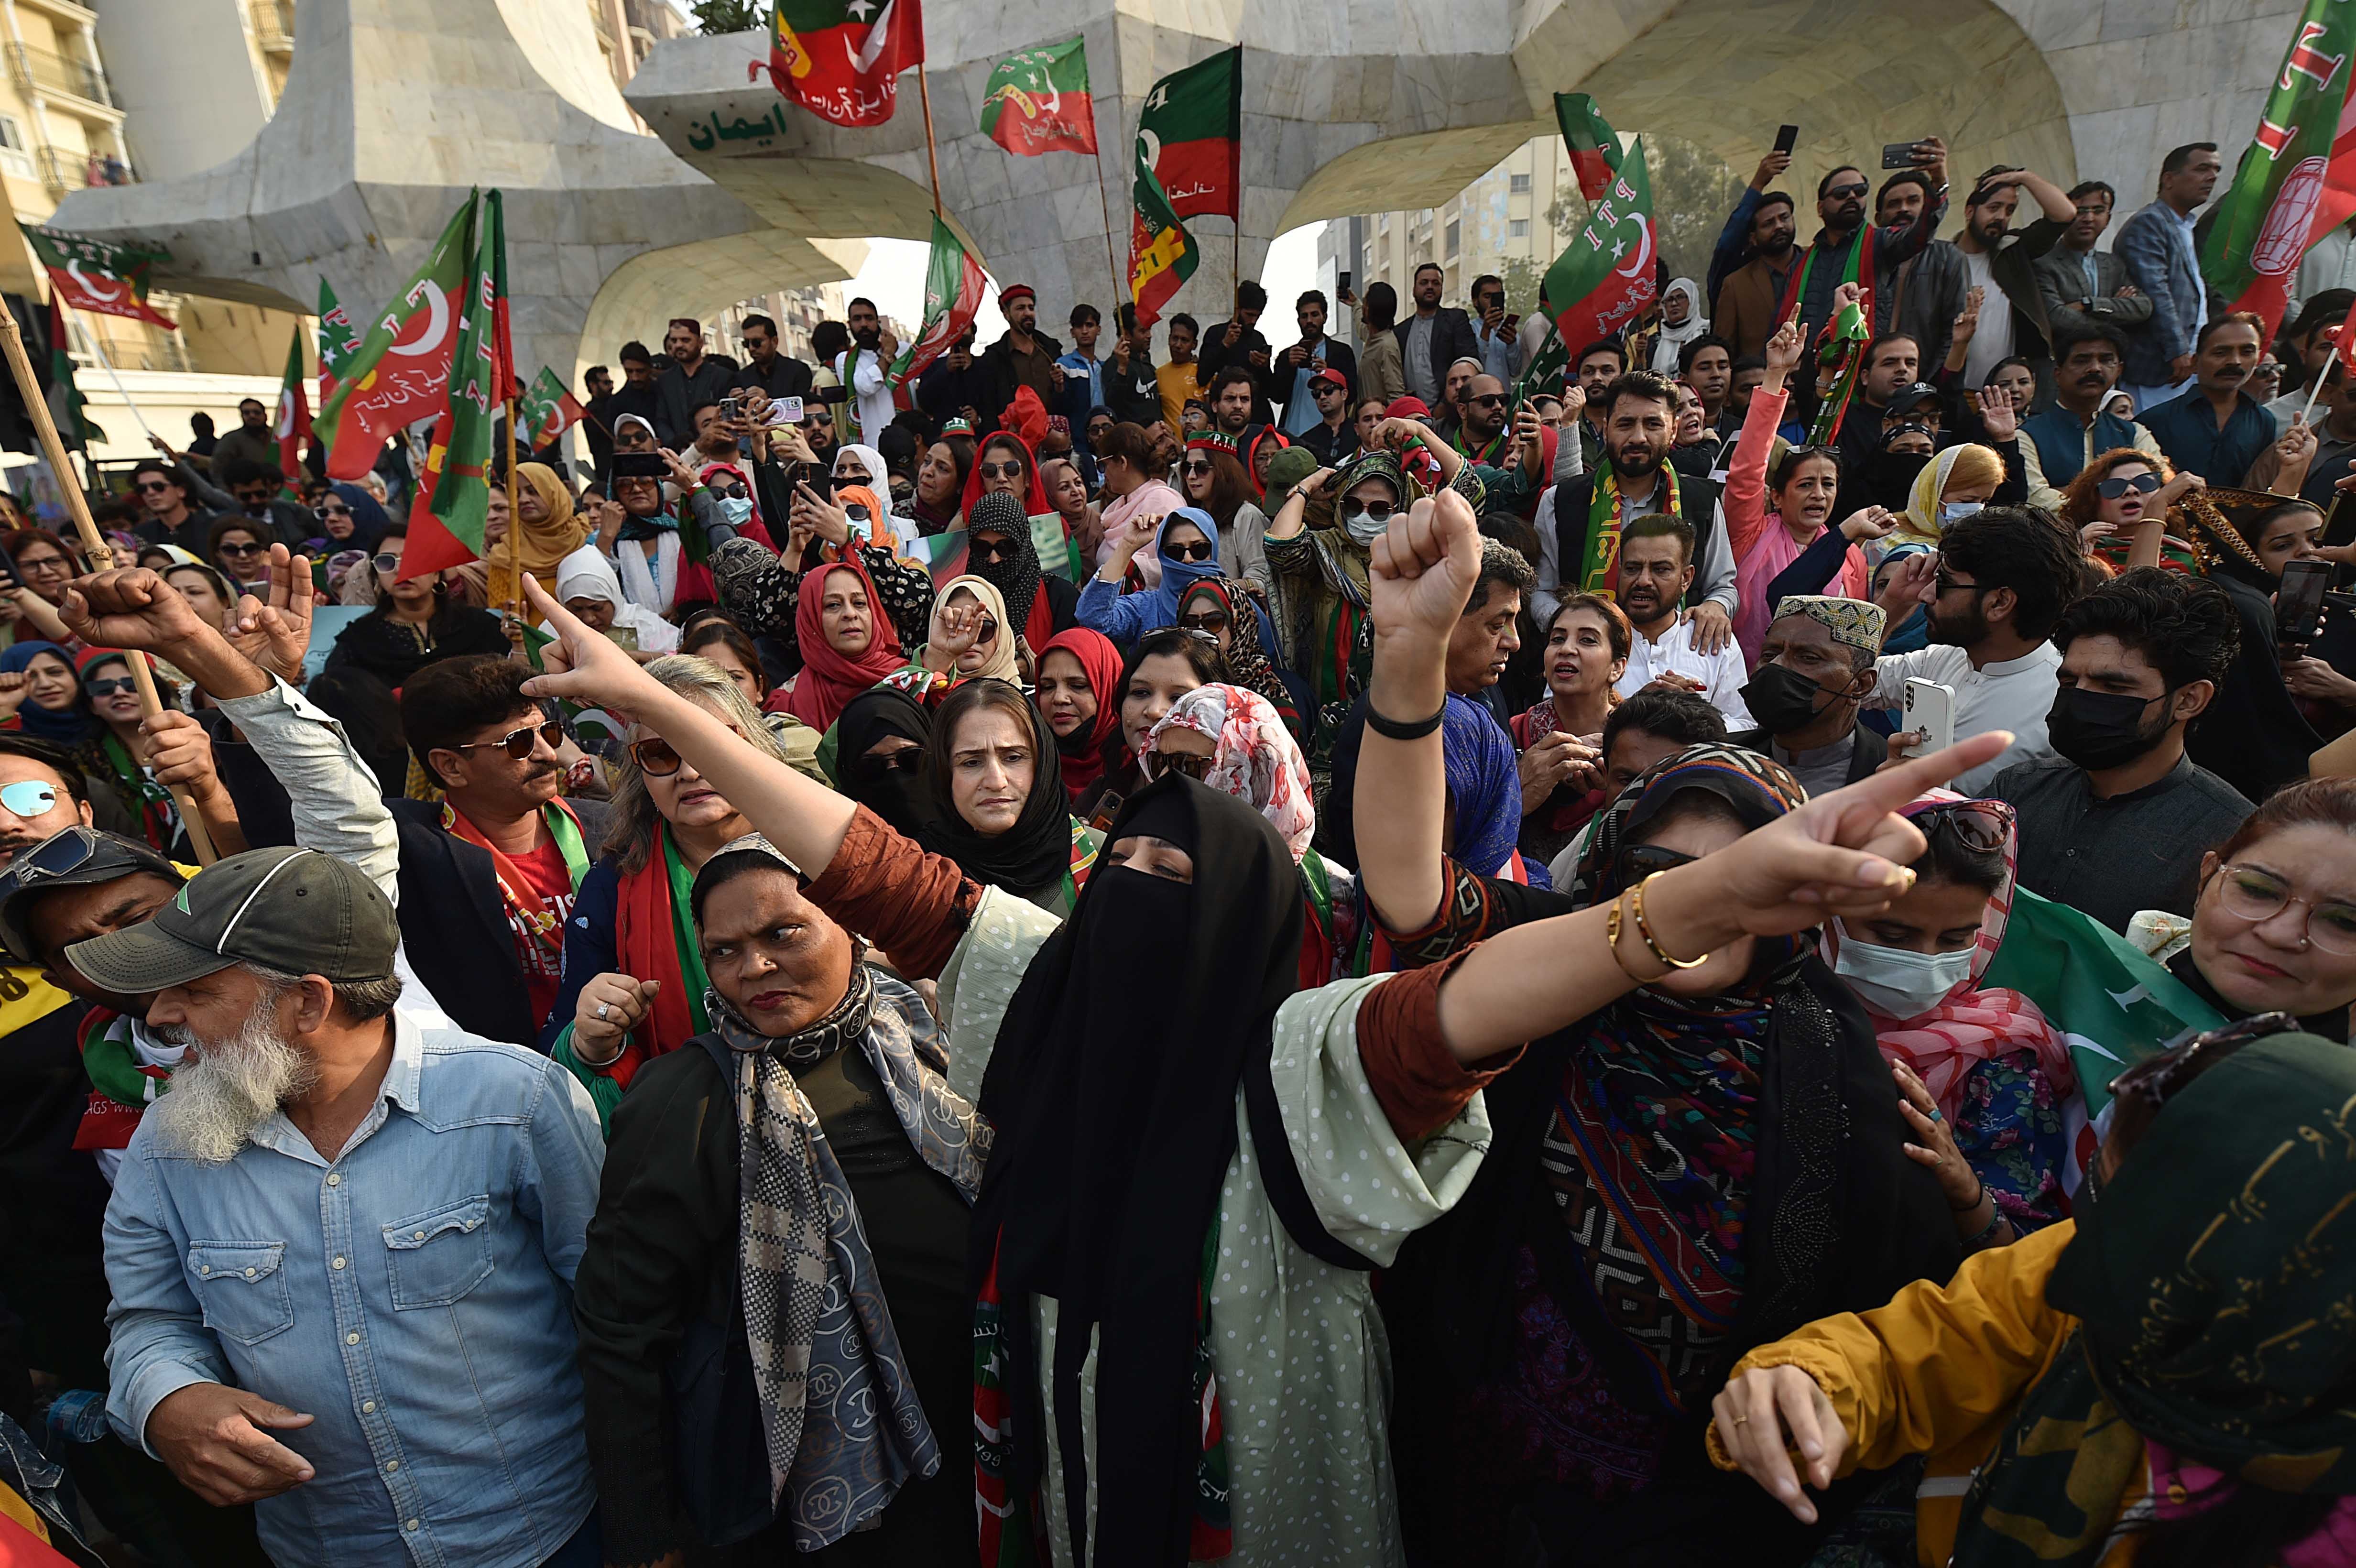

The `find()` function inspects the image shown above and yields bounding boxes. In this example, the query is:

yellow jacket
[1707,1221,2154,1567]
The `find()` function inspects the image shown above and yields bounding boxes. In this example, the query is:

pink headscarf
[1143,684,1316,861]
[1823,789,2077,1120]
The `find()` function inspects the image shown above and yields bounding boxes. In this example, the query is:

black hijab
[834,686,937,840]
[971,775,1303,1566]
[919,680,1073,899]
[967,490,1045,635]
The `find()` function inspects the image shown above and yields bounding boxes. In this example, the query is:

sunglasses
[1467,392,1509,408]
[317,502,352,518]
[1614,841,1698,887]
[2095,471,2163,499]
[868,747,924,775]
[1164,539,1216,563]
[84,676,137,698]
[1915,799,2013,853]
[1825,182,1870,200]
[1150,749,1215,781]
[970,534,1017,563]
[216,540,266,558]
[708,481,749,501]
[0,780,59,819]
[1182,459,1215,476]
[978,461,1025,479]
[1344,500,1398,525]
[134,480,174,495]
[804,411,833,427]
[1178,610,1231,633]
[453,719,563,760]
[372,553,404,577]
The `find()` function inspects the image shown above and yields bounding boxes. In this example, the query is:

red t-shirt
[507,834,578,1029]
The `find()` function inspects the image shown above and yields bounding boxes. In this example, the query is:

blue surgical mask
[719,496,754,527]
[1832,922,1975,1020]
[1939,501,1984,526]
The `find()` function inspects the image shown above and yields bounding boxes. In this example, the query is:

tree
[687,0,763,33]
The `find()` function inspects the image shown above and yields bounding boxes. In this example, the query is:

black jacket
[1393,308,1482,402]
[382,797,609,1046]
[730,353,814,403]
[1549,470,1723,607]
[977,328,1063,430]
[916,353,993,426]
[1198,318,1275,422]
[654,355,741,448]
[1267,336,1360,422]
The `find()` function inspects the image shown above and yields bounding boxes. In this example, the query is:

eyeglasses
[0,780,60,819]
[215,540,265,559]
[1933,570,1995,597]
[1915,799,2013,853]
[1825,182,1869,200]
[1345,500,1398,525]
[16,555,67,576]
[372,553,404,577]
[1178,610,1231,633]
[1614,841,1697,886]
[969,534,1017,563]
[708,481,749,501]
[452,719,563,760]
[2095,471,2163,499]
[1149,749,1215,781]
[630,736,688,776]
[978,461,1025,479]
[1164,539,1216,563]
[316,502,352,518]
[84,677,137,698]
[1182,459,1215,477]
[2209,863,2356,953]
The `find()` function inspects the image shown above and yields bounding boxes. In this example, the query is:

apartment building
[1319,131,1584,314]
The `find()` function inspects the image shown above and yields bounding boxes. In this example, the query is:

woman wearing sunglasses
[916,677,1098,915]
[1075,508,1233,649]
[2057,448,2204,570]
[323,522,512,687]
[303,480,389,557]
[205,517,272,597]
[1826,792,2077,1251]
[958,430,1050,523]
[964,491,1077,655]
[543,654,797,1127]
[72,649,229,859]
[1178,437,1273,588]
[1714,1019,2356,1568]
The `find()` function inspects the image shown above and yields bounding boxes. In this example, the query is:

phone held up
[1903,677,1957,756]
[1881,140,1930,170]
[2278,557,2332,655]
[1774,123,1799,156]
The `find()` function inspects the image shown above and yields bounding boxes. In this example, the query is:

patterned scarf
[1173,579,1301,737]
[712,951,992,1551]
[1806,294,1871,446]
[1581,458,1681,598]
[439,799,588,959]
[1774,222,1875,328]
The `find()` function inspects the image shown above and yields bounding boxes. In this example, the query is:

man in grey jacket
[2033,181,2154,341]
[2115,142,2225,410]
[1896,166,2075,387]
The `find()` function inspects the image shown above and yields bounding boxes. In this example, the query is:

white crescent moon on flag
[1614,215,1655,282]
[848,0,895,72]
[1139,128,1163,168]
[388,280,449,358]
[276,391,296,439]
[66,258,122,303]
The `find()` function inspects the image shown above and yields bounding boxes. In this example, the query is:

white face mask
[1939,500,1984,526]
[1832,921,1975,1020]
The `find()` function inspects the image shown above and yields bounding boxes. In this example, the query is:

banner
[981,38,1096,156]
[274,326,310,482]
[765,0,925,128]
[2200,0,2356,340]
[21,224,175,329]
[1543,139,1660,351]
[888,213,988,388]
[1136,47,1241,221]
[316,195,475,480]
[399,191,506,581]
[1555,93,1623,203]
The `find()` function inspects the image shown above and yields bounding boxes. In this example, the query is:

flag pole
[503,397,522,619]
[2298,336,2338,426]
[0,305,216,863]
[916,66,944,216]
[1091,145,1123,310]
[71,313,156,445]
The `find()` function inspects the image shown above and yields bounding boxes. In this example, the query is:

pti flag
[1129,157,1199,328]
[889,213,987,389]
[316,278,360,407]
[316,194,476,480]
[1556,93,1624,203]
[981,38,1095,157]
[2201,0,2356,340]
[400,191,507,581]
[42,295,99,451]
[21,225,175,329]
[1137,47,1241,221]
[518,366,585,447]
[1543,138,1660,351]
[764,0,924,129]
[274,327,310,481]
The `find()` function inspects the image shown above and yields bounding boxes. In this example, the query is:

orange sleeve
[1354,948,1526,1140]
[802,806,982,980]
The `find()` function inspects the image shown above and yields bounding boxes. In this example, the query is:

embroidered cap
[1772,594,1888,655]
[66,846,398,993]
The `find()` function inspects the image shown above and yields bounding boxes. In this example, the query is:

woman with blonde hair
[1892,442,2007,548]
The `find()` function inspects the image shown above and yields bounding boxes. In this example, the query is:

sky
[842,223,1326,343]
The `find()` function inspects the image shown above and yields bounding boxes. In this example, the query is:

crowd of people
[4,129,2356,1568]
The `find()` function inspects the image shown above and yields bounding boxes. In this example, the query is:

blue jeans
[542,1514,602,1568]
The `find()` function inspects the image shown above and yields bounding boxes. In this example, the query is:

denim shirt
[103,1013,605,1568]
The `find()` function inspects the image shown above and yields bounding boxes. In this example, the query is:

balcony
[249,0,293,54]
[34,143,131,197]
[6,42,113,110]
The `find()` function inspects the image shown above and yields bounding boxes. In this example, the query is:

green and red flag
[517,366,585,447]
[316,278,360,407]
[1129,156,1198,329]
[20,224,176,329]
[1137,47,1241,221]
[1556,93,1623,203]
[316,194,475,480]
[42,296,98,451]
[2201,0,2356,340]
[399,191,505,582]
[889,213,988,389]
[1542,136,1659,350]
[980,38,1095,156]
[273,326,310,481]
[762,0,924,129]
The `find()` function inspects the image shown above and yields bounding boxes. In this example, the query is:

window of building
[1508,218,1530,238]
[1509,173,1531,194]
[1445,219,1460,258]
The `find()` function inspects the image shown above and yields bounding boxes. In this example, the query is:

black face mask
[1741,661,1849,736]
[2047,684,2173,772]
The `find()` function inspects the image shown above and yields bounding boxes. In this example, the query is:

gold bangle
[1631,872,1712,970]
[1604,892,1665,984]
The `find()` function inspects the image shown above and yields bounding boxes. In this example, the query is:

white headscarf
[1650,278,1710,373]
[566,541,681,650]
[832,444,889,490]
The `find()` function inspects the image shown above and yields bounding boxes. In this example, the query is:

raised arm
[1727,321,1804,561]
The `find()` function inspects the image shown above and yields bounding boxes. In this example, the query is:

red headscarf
[1036,626,1123,801]
[781,555,905,731]
[961,427,1051,518]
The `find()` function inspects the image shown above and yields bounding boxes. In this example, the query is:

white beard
[147,1009,316,1166]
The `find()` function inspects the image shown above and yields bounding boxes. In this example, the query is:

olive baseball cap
[66,847,397,993]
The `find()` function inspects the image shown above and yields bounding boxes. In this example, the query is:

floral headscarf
[1143,684,1315,861]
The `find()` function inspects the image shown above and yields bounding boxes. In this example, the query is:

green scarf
[1806,296,1871,446]
[1581,458,1680,598]
[1952,1033,2356,1566]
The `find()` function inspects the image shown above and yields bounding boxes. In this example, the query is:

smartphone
[1774,123,1799,155]
[1503,313,1521,334]
[608,451,668,478]
[1881,141,1926,170]
[0,538,20,592]
[843,501,873,545]
[767,395,804,426]
[2279,557,2332,649]
[719,394,742,424]
[1903,677,1957,756]
[818,384,849,405]
[605,625,641,654]
[1337,270,1354,301]
[792,464,835,502]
